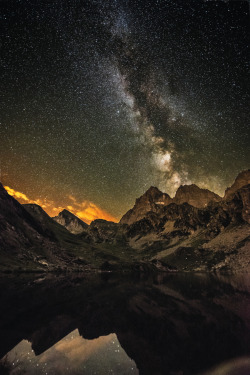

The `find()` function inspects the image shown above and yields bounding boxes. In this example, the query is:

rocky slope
[224,169,250,200]
[0,185,136,272]
[120,184,221,226]
[22,204,131,271]
[53,209,88,234]
[0,184,72,271]
[73,181,250,272]
[0,186,114,272]
[0,170,249,273]
[120,170,249,227]
[126,184,250,272]
[173,184,221,207]
[86,219,126,244]
[23,204,82,244]
[120,186,172,225]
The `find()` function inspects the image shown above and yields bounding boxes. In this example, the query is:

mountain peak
[173,184,221,208]
[23,203,51,220]
[138,186,167,203]
[224,169,250,200]
[177,184,200,191]
[120,186,172,225]
[53,209,88,234]
[59,209,77,218]
[145,186,162,194]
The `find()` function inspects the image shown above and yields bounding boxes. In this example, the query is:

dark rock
[126,212,163,238]
[87,219,127,244]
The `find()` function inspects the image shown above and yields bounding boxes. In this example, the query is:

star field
[0,0,249,219]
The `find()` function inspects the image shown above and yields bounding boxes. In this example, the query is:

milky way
[0,0,249,219]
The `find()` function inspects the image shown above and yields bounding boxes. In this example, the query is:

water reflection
[0,273,250,375]
[3,331,137,375]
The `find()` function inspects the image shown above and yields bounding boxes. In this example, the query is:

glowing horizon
[4,185,118,225]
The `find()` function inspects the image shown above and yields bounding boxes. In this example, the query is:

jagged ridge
[0,170,249,273]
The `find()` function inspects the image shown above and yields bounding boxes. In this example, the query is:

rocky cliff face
[87,219,121,242]
[121,183,250,272]
[173,184,221,208]
[0,170,249,273]
[225,184,250,224]
[125,184,249,239]
[53,209,88,234]
[86,219,128,246]
[120,186,172,225]
[120,184,221,226]
[224,169,250,200]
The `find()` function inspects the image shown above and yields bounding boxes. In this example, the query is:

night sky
[1,0,249,223]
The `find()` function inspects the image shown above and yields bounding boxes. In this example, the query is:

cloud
[4,186,30,202]
[4,185,117,224]
[4,185,54,210]
[67,196,117,224]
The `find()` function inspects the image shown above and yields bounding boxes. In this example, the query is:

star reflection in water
[1,331,138,375]
[0,273,250,375]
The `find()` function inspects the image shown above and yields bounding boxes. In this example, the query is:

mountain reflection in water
[0,272,250,375]
[3,331,137,374]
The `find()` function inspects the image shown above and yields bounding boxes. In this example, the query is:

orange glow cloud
[4,185,118,224]
[4,186,30,201]
[67,195,117,224]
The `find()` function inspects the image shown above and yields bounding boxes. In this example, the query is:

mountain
[0,170,249,273]
[120,184,221,226]
[82,180,250,272]
[173,184,221,208]
[23,204,82,244]
[0,184,111,272]
[86,219,128,246]
[53,209,88,234]
[125,183,250,272]
[0,183,71,271]
[229,183,250,224]
[224,169,250,200]
[120,186,172,225]
[23,204,127,270]
[0,185,135,272]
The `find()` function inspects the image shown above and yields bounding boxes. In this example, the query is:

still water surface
[0,272,250,375]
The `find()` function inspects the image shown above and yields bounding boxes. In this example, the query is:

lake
[0,272,250,375]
